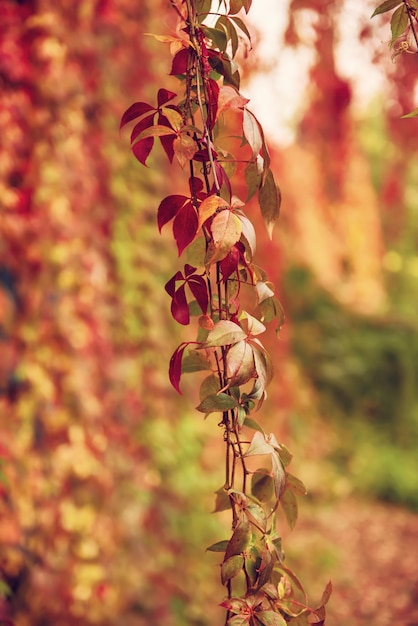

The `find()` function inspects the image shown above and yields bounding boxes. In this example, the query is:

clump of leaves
[122,0,331,623]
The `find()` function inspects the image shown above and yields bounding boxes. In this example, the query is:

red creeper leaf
[158,195,187,232]
[220,245,240,281]
[130,113,154,144]
[120,101,154,130]
[173,201,199,255]
[187,275,209,314]
[132,136,154,166]
[171,284,189,325]
[207,78,220,130]
[170,47,189,75]
[157,88,177,107]
[169,343,189,393]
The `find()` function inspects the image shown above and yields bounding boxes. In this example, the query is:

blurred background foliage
[0,0,417,625]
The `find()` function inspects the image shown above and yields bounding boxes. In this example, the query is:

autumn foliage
[1,0,418,625]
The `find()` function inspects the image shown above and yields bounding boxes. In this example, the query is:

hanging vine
[121,1,331,624]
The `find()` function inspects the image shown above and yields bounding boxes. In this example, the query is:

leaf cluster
[121,0,330,622]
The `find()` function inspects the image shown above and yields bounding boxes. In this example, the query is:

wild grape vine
[121,1,331,624]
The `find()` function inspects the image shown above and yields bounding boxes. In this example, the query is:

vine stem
[403,0,418,49]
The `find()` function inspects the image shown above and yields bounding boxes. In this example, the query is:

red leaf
[132,136,154,166]
[170,47,189,75]
[158,111,176,161]
[188,176,205,196]
[164,270,183,297]
[130,113,154,144]
[188,275,209,314]
[207,78,220,130]
[193,146,218,162]
[120,101,154,130]
[220,245,240,281]
[169,343,188,393]
[173,203,199,256]
[214,161,232,198]
[157,195,187,232]
[157,88,177,107]
[171,284,190,325]
[184,263,197,277]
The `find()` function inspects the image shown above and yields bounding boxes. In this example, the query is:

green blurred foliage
[284,265,418,510]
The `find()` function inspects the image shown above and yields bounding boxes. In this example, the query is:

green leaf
[390,4,408,41]
[204,320,246,348]
[0,464,10,489]
[186,235,206,267]
[258,169,281,239]
[245,161,262,201]
[401,108,418,118]
[245,502,267,532]
[196,0,212,20]
[286,473,307,496]
[0,579,11,599]
[256,546,275,589]
[237,405,247,427]
[201,25,228,52]
[230,16,252,45]
[197,392,238,413]
[251,469,274,502]
[160,106,183,131]
[277,443,293,468]
[213,486,231,512]
[280,488,298,530]
[244,549,260,586]
[371,0,402,17]
[243,417,265,434]
[228,614,251,626]
[221,555,244,584]
[200,374,220,401]
[255,610,287,626]
[225,515,251,559]
[207,539,229,552]
[182,350,211,373]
